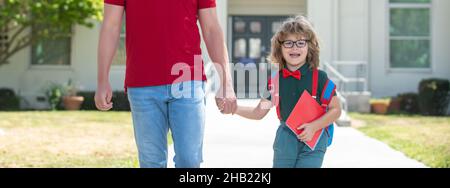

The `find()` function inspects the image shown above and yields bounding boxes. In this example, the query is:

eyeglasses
[280,40,309,48]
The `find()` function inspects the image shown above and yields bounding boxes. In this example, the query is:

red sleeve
[104,0,125,6]
[198,0,216,9]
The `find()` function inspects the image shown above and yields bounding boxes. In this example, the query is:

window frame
[29,26,73,69]
[386,0,433,73]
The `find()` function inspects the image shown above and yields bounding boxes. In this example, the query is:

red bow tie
[282,69,301,80]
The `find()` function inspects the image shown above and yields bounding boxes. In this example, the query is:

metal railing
[321,61,370,118]
[321,61,369,94]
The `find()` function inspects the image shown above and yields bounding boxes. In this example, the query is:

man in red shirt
[95,0,236,168]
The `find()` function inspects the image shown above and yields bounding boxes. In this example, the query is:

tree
[0,0,103,66]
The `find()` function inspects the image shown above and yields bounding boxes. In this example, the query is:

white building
[1,0,449,111]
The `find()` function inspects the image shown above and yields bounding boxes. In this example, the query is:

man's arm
[95,4,124,111]
[198,7,237,114]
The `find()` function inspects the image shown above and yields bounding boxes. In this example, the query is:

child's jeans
[127,81,206,168]
[273,122,328,168]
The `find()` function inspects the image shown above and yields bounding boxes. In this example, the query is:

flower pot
[371,102,389,114]
[63,96,84,111]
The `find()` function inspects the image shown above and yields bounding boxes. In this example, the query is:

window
[272,22,282,34]
[112,20,126,65]
[31,35,71,66]
[250,21,261,33]
[231,16,288,63]
[389,0,431,69]
[234,38,246,58]
[249,38,261,59]
[234,20,246,33]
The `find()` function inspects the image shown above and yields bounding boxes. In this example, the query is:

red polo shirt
[104,0,216,89]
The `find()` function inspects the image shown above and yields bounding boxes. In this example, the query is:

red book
[285,91,326,150]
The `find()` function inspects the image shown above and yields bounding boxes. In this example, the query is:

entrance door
[231,16,288,98]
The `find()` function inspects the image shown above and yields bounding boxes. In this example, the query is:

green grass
[350,113,450,168]
[0,111,172,168]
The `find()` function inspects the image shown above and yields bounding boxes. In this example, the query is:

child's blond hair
[268,16,321,70]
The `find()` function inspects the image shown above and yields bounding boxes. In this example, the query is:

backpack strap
[312,68,337,147]
[312,69,319,99]
[320,77,337,147]
[320,79,336,108]
[268,71,281,120]
[311,68,337,107]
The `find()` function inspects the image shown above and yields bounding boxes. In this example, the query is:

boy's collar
[281,63,311,79]
[298,63,311,75]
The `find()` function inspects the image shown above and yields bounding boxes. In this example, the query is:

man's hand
[95,81,113,111]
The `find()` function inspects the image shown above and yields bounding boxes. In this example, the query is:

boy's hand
[297,123,318,142]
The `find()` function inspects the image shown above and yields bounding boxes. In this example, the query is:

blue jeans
[273,123,328,168]
[127,81,206,168]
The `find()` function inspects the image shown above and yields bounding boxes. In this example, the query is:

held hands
[297,123,318,142]
[215,97,237,114]
[215,82,237,115]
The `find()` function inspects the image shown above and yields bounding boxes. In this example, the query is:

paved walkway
[168,97,428,168]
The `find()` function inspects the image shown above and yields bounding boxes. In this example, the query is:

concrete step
[342,92,371,113]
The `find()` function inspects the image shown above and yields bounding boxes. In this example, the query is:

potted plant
[370,98,390,115]
[62,79,84,111]
[45,83,63,111]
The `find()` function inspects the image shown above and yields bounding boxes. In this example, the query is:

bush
[45,83,63,111]
[111,91,131,111]
[397,93,420,114]
[78,91,95,110]
[78,91,130,111]
[418,79,450,116]
[0,88,20,111]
